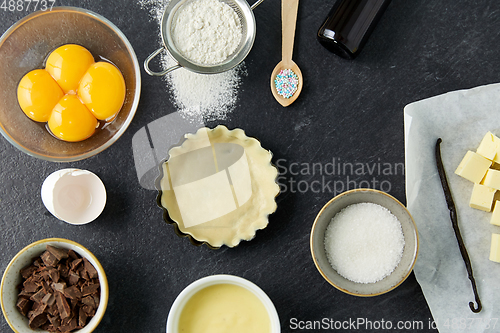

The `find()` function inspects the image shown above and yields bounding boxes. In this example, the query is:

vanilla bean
[435,138,482,313]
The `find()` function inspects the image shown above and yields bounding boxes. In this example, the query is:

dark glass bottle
[317,0,391,59]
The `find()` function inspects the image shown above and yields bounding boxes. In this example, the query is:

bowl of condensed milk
[166,275,280,333]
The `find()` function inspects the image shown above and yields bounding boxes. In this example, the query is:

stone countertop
[2,0,499,332]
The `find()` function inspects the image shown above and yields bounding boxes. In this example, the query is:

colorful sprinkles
[274,69,299,99]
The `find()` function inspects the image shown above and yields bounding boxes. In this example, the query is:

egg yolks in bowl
[17,44,126,142]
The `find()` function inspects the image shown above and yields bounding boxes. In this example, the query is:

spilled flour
[138,0,246,121]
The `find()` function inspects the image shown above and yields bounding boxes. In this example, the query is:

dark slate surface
[2,0,500,332]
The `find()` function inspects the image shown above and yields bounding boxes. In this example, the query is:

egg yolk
[17,44,126,142]
[78,62,126,121]
[48,95,98,142]
[17,69,65,122]
[45,44,95,94]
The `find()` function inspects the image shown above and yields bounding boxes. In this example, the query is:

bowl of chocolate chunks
[0,238,108,333]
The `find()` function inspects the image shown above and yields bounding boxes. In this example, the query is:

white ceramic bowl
[166,275,280,333]
[310,189,419,296]
[0,238,109,333]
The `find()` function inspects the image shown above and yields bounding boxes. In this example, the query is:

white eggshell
[41,169,107,225]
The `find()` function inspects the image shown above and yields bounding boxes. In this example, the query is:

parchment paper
[405,83,500,333]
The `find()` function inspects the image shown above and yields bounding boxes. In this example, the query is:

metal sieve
[145,0,264,76]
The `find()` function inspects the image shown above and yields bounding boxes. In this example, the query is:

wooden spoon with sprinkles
[271,0,302,107]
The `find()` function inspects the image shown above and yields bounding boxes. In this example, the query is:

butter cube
[491,201,500,226]
[477,131,500,160]
[483,169,500,190]
[455,151,492,183]
[469,183,496,212]
[489,234,500,263]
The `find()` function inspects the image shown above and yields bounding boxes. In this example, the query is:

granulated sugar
[324,203,405,284]
[138,0,246,121]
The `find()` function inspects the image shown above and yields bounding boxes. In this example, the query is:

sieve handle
[250,0,265,10]
[144,47,182,76]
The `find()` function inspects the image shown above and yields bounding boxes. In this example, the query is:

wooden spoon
[271,0,302,107]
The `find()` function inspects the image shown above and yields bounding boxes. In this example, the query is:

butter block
[455,151,492,183]
[489,234,500,263]
[469,183,496,212]
[483,169,500,190]
[491,201,500,226]
[477,131,500,160]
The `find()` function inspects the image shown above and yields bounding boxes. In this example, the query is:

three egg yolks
[17,44,126,142]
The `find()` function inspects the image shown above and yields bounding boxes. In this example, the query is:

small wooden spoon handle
[282,0,299,65]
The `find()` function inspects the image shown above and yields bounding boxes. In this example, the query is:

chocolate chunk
[92,294,100,308]
[47,303,59,317]
[82,304,96,317]
[40,321,54,331]
[41,293,55,306]
[30,288,47,303]
[33,257,43,267]
[54,291,71,320]
[58,264,69,279]
[79,268,89,281]
[78,307,88,327]
[63,285,82,300]
[28,308,48,329]
[46,245,69,261]
[83,258,98,279]
[60,315,78,332]
[16,298,32,316]
[81,283,99,297]
[18,289,34,299]
[68,272,80,286]
[41,251,59,267]
[81,296,95,308]
[20,265,38,279]
[48,268,60,283]
[67,250,79,260]
[70,258,82,271]
[48,314,61,328]
[23,280,39,293]
[51,282,66,293]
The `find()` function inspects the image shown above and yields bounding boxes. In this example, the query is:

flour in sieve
[138,0,246,121]
[172,0,242,65]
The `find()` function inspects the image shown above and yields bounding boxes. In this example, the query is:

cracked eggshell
[41,168,107,225]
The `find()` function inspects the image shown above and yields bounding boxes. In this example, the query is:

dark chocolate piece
[70,258,82,271]
[23,280,39,293]
[46,245,69,261]
[81,283,99,296]
[16,298,32,316]
[67,250,79,260]
[28,307,48,329]
[41,251,59,267]
[83,258,98,279]
[30,288,47,303]
[78,307,88,327]
[54,291,71,320]
[20,265,38,279]
[68,272,80,286]
[51,282,66,293]
[63,285,82,300]
[435,138,482,313]
[41,293,55,306]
